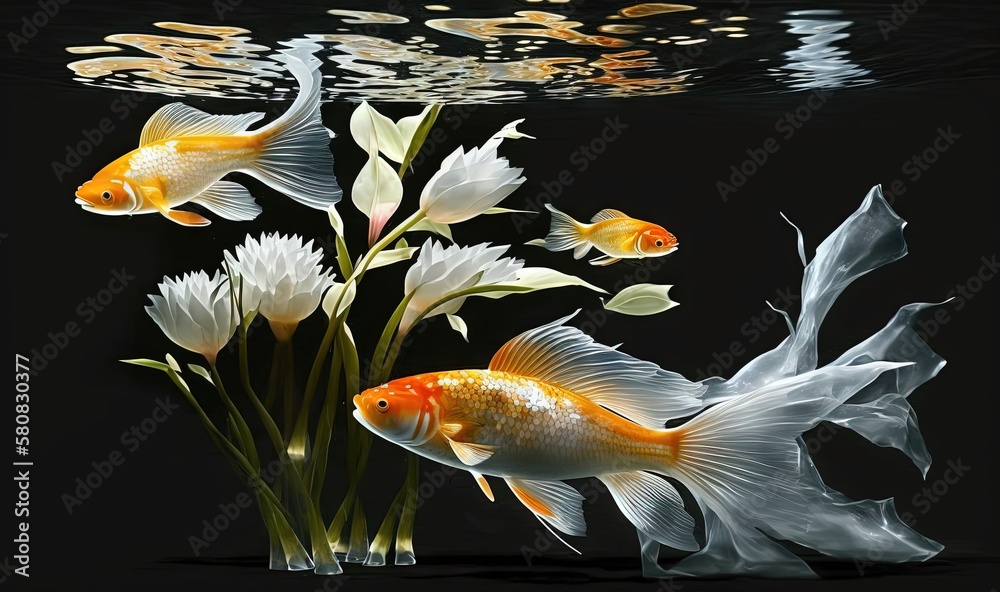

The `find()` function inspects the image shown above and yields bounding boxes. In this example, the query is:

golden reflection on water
[64,5,761,102]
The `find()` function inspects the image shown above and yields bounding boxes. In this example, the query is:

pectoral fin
[190,181,261,221]
[143,185,212,227]
[506,477,586,553]
[446,437,495,466]
[589,255,621,266]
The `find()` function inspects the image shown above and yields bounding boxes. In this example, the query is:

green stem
[264,342,284,413]
[395,453,420,565]
[282,342,296,445]
[308,344,343,500]
[210,363,259,470]
[238,321,342,575]
[368,292,415,386]
[363,474,407,566]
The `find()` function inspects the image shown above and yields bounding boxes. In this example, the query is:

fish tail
[247,50,342,210]
[651,361,941,577]
[526,204,591,258]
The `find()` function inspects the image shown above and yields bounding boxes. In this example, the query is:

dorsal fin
[591,208,630,223]
[139,103,265,146]
[488,311,705,428]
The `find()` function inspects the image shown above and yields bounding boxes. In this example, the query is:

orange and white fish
[527,203,678,266]
[74,51,341,226]
[352,312,901,558]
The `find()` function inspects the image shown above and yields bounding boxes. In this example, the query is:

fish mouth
[352,394,363,409]
[75,197,98,213]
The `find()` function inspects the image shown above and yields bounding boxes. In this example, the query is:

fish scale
[128,139,258,207]
[587,218,645,256]
[430,369,670,480]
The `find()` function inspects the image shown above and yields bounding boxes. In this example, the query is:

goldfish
[74,50,341,226]
[526,203,677,266]
[352,311,908,563]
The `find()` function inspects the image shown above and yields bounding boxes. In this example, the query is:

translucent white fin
[572,242,592,259]
[190,181,261,221]
[598,471,698,551]
[139,104,265,146]
[489,311,705,427]
[246,50,342,210]
[588,255,621,266]
[590,208,629,223]
[505,478,586,537]
[664,362,905,552]
[530,203,588,254]
[446,437,495,466]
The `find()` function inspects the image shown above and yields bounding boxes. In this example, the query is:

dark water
[2,0,998,590]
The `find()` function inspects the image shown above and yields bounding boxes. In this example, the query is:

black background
[2,0,998,590]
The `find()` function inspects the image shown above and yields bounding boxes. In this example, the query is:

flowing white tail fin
[247,50,342,210]
[526,204,591,259]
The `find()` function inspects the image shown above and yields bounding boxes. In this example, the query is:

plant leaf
[407,218,453,242]
[483,207,534,215]
[121,358,170,372]
[446,314,469,342]
[395,237,408,249]
[350,101,405,163]
[369,246,420,270]
[352,152,403,247]
[165,353,182,373]
[601,283,679,316]
[188,364,214,384]
[398,104,442,173]
[478,267,607,299]
[328,203,345,237]
[322,282,347,318]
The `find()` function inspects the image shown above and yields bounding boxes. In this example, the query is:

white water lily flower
[419,120,529,224]
[145,270,238,364]
[400,239,523,335]
[224,232,337,341]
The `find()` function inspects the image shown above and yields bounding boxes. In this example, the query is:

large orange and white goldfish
[353,311,903,558]
[74,51,341,226]
[527,203,678,266]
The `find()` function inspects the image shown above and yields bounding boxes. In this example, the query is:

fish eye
[375,398,389,413]
[101,190,113,202]
[655,239,664,247]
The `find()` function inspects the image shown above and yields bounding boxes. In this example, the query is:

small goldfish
[353,312,900,560]
[527,204,677,265]
[74,51,341,226]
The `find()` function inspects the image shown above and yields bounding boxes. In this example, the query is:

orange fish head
[75,175,141,216]
[637,225,679,256]
[353,376,442,446]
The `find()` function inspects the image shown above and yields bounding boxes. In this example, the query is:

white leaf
[322,282,347,318]
[408,218,453,241]
[479,267,608,299]
[352,152,403,245]
[446,314,469,342]
[188,364,214,384]
[396,104,436,155]
[349,101,405,163]
[165,353,182,373]
[328,202,345,237]
[483,207,535,215]
[369,246,420,270]
[601,284,679,316]
[121,358,170,372]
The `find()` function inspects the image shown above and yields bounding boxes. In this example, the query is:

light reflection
[778,11,874,89]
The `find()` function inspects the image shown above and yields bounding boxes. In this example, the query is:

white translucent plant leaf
[352,152,403,246]
[780,212,807,267]
[322,282,347,318]
[395,237,408,249]
[328,202,345,237]
[396,104,435,154]
[165,353,182,373]
[188,364,214,384]
[601,284,679,316]
[121,358,170,372]
[369,246,420,270]
[479,267,607,299]
[408,218,453,242]
[446,314,469,342]
[349,100,405,163]
[483,207,535,215]
[493,118,535,140]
